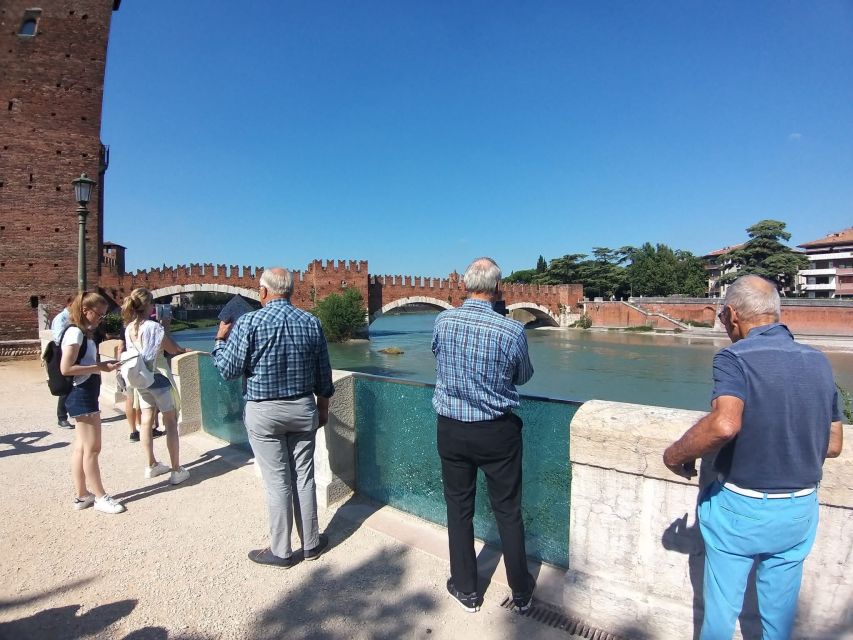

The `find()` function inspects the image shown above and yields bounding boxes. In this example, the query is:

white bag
[120,348,154,390]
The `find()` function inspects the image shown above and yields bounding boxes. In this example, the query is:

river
[173,311,853,412]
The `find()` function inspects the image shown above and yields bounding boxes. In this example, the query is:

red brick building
[0,1,120,341]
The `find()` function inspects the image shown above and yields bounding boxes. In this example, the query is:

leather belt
[720,477,816,499]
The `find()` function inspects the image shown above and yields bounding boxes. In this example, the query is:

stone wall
[0,1,118,341]
[567,400,852,639]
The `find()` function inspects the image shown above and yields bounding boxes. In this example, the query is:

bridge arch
[149,283,260,302]
[507,302,560,327]
[369,296,453,324]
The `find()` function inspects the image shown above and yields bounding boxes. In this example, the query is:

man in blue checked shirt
[213,267,334,569]
[432,257,535,614]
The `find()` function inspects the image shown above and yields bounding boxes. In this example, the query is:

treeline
[505,219,807,299]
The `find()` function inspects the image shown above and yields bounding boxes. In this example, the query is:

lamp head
[71,173,96,205]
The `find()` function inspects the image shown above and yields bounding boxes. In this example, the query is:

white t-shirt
[61,326,97,385]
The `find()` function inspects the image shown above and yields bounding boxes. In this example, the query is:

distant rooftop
[798,227,853,250]
[703,243,744,258]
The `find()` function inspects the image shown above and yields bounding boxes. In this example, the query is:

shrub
[571,314,592,329]
[624,325,654,332]
[312,288,367,342]
[838,383,853,424]
[103,313,123,336]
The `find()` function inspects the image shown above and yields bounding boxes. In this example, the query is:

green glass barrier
[198,356,249,449]
[354,375,577,567]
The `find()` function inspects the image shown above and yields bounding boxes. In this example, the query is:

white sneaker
[144,461,171,479]
[72,493,95,510]
[94,494,126,514]
[169,466,190,485]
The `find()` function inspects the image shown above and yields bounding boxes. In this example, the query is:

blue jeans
[698,481,819,640]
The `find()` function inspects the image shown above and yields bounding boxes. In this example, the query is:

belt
[719,477,816,499]
[254,392,313,402]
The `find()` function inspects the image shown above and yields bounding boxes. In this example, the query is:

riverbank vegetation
[312,288,367,342]
[505,219,805,298]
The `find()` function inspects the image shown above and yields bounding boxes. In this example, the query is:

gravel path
[0,359,568,640]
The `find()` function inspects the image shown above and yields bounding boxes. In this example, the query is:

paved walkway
[0,359,569,640]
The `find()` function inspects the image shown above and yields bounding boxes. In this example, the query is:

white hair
[463,257,501,293]
[724,275,780,322]
[260,268,294,297]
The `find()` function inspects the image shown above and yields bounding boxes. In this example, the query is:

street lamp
[71,173,96,293]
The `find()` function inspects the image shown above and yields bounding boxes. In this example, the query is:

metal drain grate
[500,597,629,640]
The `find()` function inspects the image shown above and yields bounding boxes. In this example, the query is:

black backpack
[44,325,88,396]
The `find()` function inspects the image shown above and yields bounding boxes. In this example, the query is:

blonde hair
[121,287,154,324]
[69,292,108,335]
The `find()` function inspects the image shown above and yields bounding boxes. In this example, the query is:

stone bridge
[98,259,584,327]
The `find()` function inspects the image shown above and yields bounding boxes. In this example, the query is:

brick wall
[0,1,117,340]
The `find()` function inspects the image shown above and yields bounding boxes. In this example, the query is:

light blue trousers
[698,481,819,640]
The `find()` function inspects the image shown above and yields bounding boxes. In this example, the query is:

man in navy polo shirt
[664,275,843,640]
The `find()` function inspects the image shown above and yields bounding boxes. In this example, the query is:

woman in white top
[60,292,125,514]
[121,288,191,485]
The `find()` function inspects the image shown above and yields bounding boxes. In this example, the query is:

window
[18,10,41,37]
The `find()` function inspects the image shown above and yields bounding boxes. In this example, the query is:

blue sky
[101,1,853,276]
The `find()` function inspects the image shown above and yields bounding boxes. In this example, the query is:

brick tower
[0,1,120,341]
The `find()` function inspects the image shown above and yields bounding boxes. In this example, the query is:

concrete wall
[568,400,852,640]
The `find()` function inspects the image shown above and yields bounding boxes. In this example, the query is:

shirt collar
[266,297,292,307]
[746,322,793,339]
[462,298,494,312]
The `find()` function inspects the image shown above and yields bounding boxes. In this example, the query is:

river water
[174,311,853,412]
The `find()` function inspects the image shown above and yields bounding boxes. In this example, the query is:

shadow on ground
[0,598,136,640]
[0,431,69,459]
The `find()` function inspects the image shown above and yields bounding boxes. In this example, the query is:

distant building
[702,244,743,298]
[797,227,853,299]
[102,241,126,274]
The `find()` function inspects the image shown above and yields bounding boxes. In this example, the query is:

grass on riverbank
[169,318,219,332]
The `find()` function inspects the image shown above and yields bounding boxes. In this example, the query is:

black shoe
[303,534,329,561]
[129,431,140,442]
[511,573,536,614]
[57,419,74,429]
[447,578,480,613]
[248,548,296,568]
[151,428,165,439]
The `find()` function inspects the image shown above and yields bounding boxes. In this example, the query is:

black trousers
[57,394,68,421]
[437,413,528,594]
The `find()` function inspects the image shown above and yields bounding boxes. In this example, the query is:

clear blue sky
[101,1,853,276]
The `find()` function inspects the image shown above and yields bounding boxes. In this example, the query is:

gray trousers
[244,396,320,559]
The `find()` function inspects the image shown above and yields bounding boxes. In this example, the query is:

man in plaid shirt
[213,267,334,568]
[432,257,535,613]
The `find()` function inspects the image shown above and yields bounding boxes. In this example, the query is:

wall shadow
[0,431,68,459]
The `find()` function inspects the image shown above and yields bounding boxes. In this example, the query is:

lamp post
[71,173,96,293]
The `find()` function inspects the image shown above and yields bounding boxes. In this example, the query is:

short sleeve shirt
[61,327,97,386]
[711,323,840,491]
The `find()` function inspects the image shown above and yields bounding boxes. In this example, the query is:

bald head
[724,275,780,323]
[260,267,294,297]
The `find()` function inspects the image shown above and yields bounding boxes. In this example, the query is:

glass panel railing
[354,375,577,567]
[198,356,249,450]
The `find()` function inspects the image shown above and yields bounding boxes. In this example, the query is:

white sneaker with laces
[94,494,126,514]
[72,493,95,511]
[144,461,171,479]
[169,466,190,485]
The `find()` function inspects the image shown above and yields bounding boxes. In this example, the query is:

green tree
[536,255,547,273]
[722,220,809,292]
[625,243,679,296]
[504,269,537,284]
[675,250,709,297]
[580,247,629,298]
[535,254,587,285]
[311,288,367,342]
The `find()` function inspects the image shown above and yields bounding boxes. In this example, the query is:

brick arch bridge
[99,259,583,327]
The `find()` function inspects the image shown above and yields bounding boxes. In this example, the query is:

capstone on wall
[0,1,118,340]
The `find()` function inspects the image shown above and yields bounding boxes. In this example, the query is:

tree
[536,255,547,273]
[721,220,809,292]
[312,288,367,342]
[624,243,704,297]
[534,254,587,285]
[504,269,537,284]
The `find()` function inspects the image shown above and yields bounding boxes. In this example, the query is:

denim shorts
[66,375,101,418]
